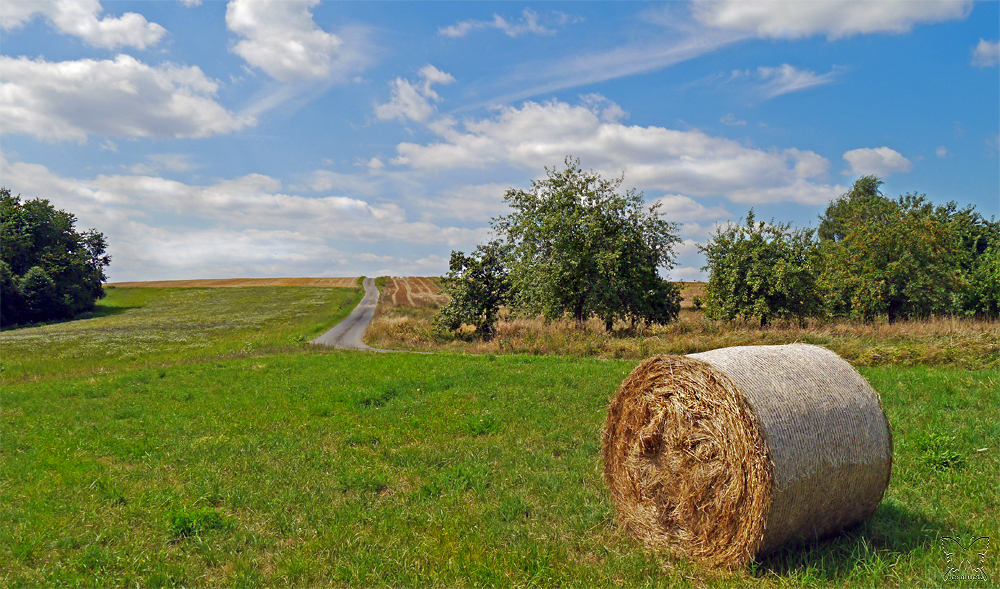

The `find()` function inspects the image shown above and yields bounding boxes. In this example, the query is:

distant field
[0,285,361,384]
[2,351,996,587]
[108,277,360,288]
[381,276,449,307]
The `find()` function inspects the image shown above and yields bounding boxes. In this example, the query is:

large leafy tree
[1,188,111,325]
[816,179,967,322]
[495,158,681,332]
[699,209,822,326]
[435,158,681,338]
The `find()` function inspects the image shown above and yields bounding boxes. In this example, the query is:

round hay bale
[602,344,892,567]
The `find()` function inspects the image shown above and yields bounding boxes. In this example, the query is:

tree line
[436,162,999,340]
[1,188,112,326]
[700,176,999,325]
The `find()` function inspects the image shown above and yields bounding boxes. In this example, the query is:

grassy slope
[2,350,997,587]
[0,285,361,384]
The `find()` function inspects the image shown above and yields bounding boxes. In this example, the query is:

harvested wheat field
[603,344,893,567]
[381,277,449,307]
[108,277,360,288]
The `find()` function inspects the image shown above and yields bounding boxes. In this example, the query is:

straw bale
[602,344,892,566]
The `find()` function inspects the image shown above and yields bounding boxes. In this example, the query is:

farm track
[312,278,391,351]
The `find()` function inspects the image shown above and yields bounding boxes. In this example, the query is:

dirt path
[311,278,389,351]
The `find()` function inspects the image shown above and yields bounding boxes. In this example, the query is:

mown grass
[364,285,1000,370]
[2,350,997,587]
[0,285,361,384]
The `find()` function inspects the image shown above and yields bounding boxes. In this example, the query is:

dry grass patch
[366,278,999,369]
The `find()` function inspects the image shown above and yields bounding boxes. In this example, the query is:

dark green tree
[1,261,23,325]
[699,209,822,326]
[19,266,62,323]
[494,157,681,331]
[434,241,511,341]
[1,188,111,325]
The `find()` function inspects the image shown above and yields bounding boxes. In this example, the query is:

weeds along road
[312,277,389,351]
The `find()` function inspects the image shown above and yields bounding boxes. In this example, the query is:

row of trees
[437,163,998,339]
[435,159,682,340]
[699,176,999,325]
[1,188,112,326]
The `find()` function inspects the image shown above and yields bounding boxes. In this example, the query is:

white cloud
[692,0,972,40]
[1,154,488,280]
[1,0,166,49]
[179,0,202,6]
[972,39,1000,67]
[125,153,196,175]
[753,64,841,98]
[0,55,254,142]
[392,96,843,205]
[654,194,731,223]
[226,0,342,82]
[936,146,951,158]
[375,65,455,123]
[440,8,554,38]
[420,182,512,222]
[720,113,746,126]
[843,147,913,176]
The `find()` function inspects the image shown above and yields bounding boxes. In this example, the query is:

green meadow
[2,287,997,587]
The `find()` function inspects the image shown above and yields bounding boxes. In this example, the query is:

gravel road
[312,277,385,351]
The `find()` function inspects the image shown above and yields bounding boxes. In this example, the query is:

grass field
[0,284,361,384]
[2,283,997,587]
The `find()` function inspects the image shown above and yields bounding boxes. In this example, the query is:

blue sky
[2,0,997,281]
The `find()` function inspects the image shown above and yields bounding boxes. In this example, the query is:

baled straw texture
[602,344,892,567]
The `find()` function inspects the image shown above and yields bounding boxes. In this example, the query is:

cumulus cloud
[0,55,254,142]
[843,147,913,176]
[439,8,554,38]
[420,183,512,222]
[972,39,1000,67]
[392,96,844,205]
[1,154,487,280]
[226,0,342,82]
[1,0,166,49]
[374,65,455,123]
[654,194,731,223]
[692,0,972,40]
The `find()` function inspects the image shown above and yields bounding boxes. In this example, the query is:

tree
[818,175,887,243]
[0,188,111,325]
[494,157,681,332]
[961,242,1000,317]
[434,241,511,341]
[434,158,682,338]
[699,209,822,326]
[817,187,965,322]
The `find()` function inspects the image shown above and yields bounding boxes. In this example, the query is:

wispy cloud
[439,8,573,38]
[728,64,844,99]
[476,27,749,107]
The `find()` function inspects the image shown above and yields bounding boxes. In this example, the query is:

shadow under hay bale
[602,343,893,567]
